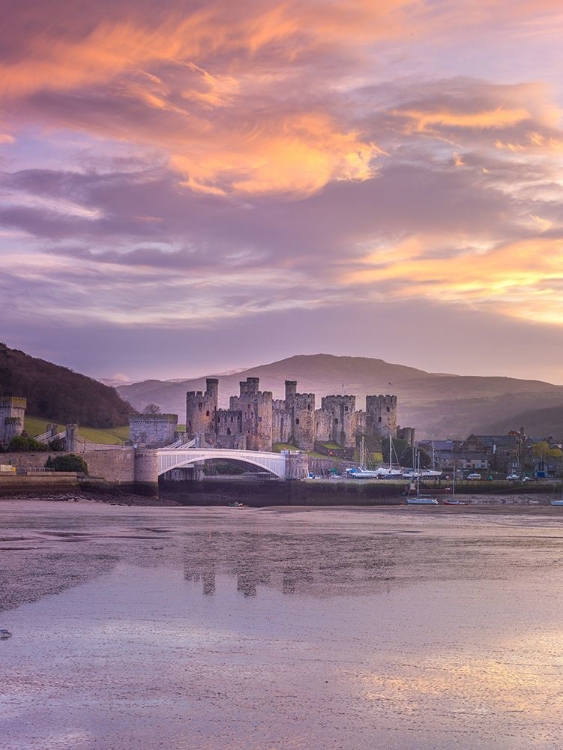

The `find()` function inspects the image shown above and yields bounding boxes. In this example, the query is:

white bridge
[157,448,291,478]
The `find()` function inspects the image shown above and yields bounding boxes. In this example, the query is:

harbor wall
[159,478,405,506]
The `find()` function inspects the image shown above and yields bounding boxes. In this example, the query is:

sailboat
[443,466,469,505]
[372,434,403,478]
[351,436,380,478]
[407,449,439,505]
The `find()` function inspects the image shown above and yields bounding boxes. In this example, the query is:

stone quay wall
[0,448,158,495]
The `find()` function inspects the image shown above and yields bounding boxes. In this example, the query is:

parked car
[466,473,482,480]
[506,473,521,480]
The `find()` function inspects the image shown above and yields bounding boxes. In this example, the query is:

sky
[1,0,563,384]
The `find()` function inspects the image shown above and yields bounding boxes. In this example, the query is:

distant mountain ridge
[0,343,132,428]
[116,354,563,439]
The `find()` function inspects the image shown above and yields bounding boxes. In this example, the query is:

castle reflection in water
[181,530,418,598]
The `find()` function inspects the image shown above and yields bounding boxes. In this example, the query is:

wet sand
[1,500,563,749]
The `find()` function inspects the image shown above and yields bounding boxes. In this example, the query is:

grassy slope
[25,416,129,445]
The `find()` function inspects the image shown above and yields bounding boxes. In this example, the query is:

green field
[272,442,299,452]
[24,416,129,445]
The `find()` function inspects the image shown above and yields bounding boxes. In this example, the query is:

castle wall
[315,409,331,442]
[129,413,178,447]
[272,400,292,445]
[215,409,245,448]
[397,426,415,445]
[355,411,368,435]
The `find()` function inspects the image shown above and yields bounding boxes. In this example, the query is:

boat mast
[416,447,420,498]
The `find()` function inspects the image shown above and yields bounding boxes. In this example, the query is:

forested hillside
[0,343,132,427]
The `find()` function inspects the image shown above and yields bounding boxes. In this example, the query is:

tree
[47,436,66,452]
[45,454,88,474]
[531,441,563,459]
[143,404,161,415]
[381,437,409,465]
[399,445,432,469]
[8,434,49,452]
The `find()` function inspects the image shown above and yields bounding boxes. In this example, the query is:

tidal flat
[1,500,563,749]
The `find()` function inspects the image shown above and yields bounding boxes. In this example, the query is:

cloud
[2,0,563,380]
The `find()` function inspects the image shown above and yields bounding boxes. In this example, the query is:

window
[378,416,382,423]
[258,417,262,422]
[227,428,231,436]
[387,407,390,413]
[307,404,311,411]
[206,411,210,417]
[295,418,300,425]
[198,403,202,409]
[335,418,338,425]
[345,406,349,412]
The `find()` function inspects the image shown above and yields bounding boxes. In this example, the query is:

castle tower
[0,396,26,447]
[186,378,219,440]
[366,395,397,439]
[320,395,356,448]
[291,393,315,451]
[231,377,273,451]
[285,380,297,402]
[239,377,260,396]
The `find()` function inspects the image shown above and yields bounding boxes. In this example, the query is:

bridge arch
[157,449,287,478]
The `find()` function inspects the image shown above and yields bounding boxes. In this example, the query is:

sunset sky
[2,0,563,383]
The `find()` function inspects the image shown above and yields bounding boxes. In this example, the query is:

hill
[483,405,563,440]
[0,343,132,428]
[117,354,563,439]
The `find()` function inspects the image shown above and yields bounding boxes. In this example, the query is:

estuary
[1,501,563,749]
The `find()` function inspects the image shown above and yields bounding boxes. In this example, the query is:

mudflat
[1,500,563,749]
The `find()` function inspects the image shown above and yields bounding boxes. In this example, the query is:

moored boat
[407,497,439,505]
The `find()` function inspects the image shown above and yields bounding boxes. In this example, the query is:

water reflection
[183,531,398,598]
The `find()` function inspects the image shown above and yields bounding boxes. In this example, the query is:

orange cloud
[398,107,531,132]
[344,236,563,324]
[171,112,381,195]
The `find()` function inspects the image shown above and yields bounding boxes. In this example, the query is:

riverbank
[159,477,562,506]
[0,490,179,506]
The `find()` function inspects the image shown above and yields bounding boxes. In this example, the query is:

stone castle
[182,377,403,451]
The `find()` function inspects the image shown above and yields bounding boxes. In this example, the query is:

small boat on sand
[407,497,439,505]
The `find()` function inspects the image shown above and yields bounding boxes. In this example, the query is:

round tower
[366,394,397,438]
[186,379,218,439]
